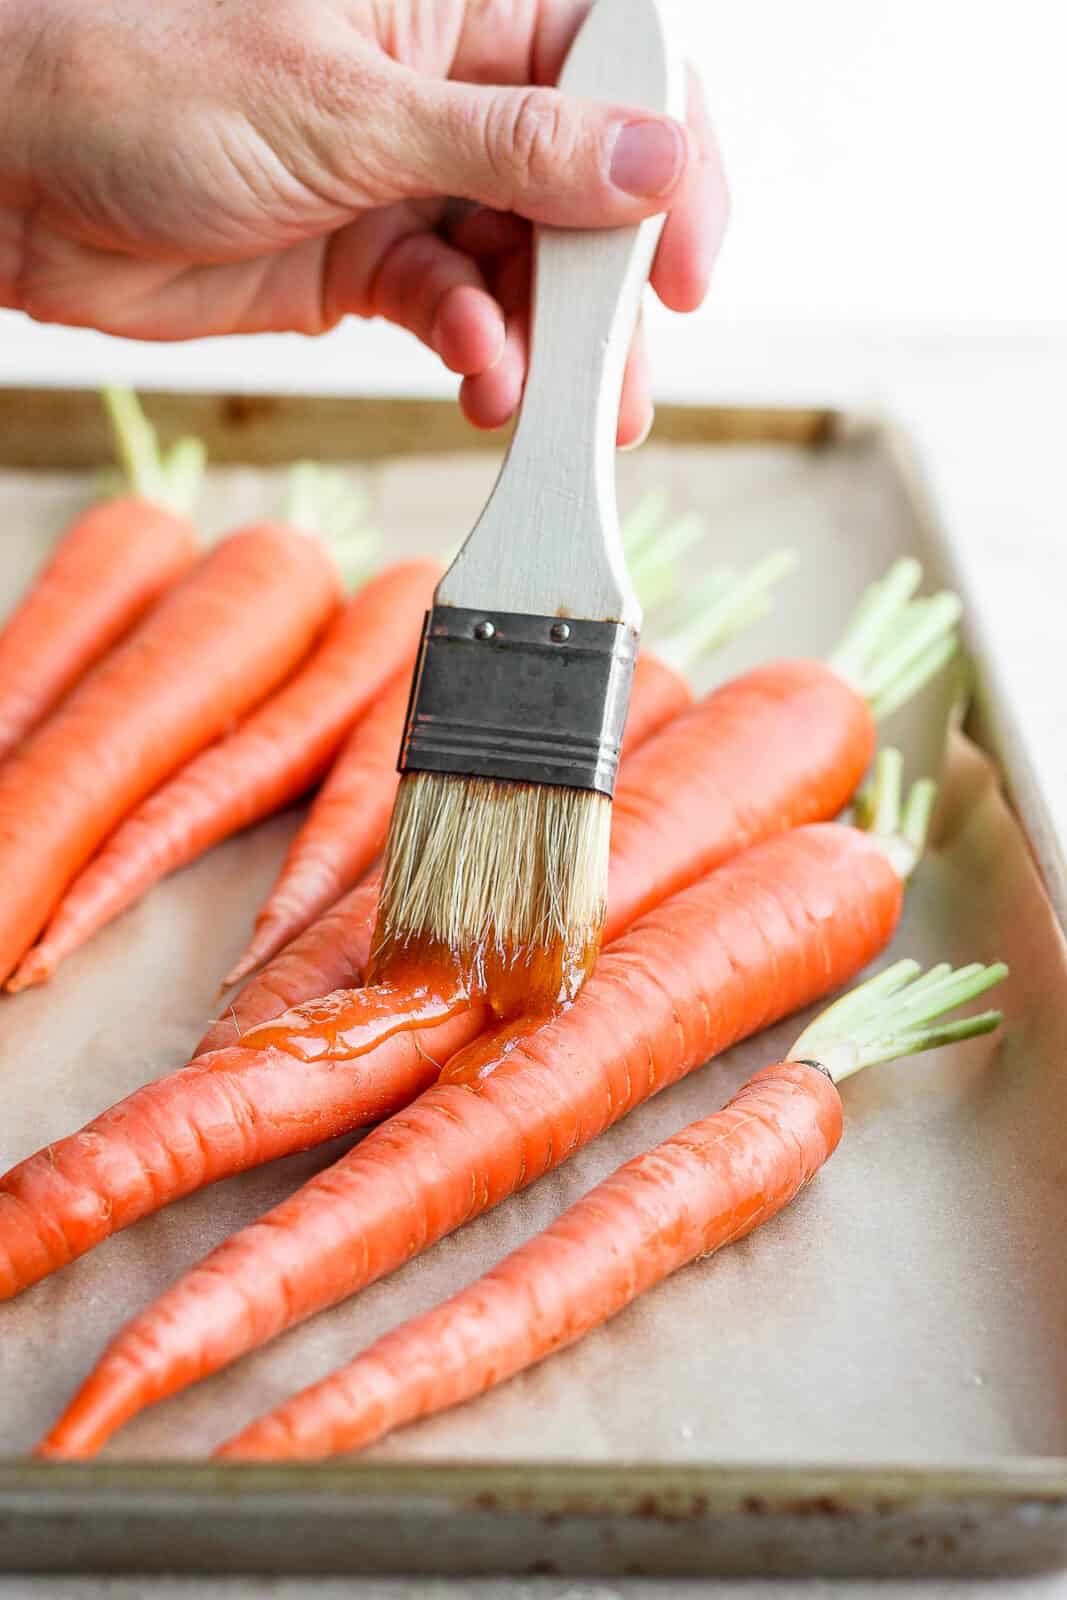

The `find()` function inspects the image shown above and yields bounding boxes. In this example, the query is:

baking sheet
[1,432,1066,1475]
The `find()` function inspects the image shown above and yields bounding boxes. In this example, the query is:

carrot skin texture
[0,525,340,984]
[9,562,436,990]
[0,1008,488,1302]
[219,1061,841,1460]
[0,659,875,1303]
[0,498,200,763]
[605,660,875,934]
[224,646,690,987]
[201,648,694,1049]
[198,874,382,1057]
[620,652,694,755]
[37,825,899,1457]
[210,658,866,1051]
[223,674,411,984]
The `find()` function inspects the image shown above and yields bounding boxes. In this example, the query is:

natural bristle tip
[374,772,611,1003]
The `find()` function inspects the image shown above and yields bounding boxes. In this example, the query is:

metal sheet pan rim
[0,388,1061,1578]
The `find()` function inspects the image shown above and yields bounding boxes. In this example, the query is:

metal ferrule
[398,605,639,796]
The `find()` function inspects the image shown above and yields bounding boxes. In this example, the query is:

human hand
[0,0,727,443]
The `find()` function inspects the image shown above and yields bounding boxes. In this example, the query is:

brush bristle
[374,772,611,1006]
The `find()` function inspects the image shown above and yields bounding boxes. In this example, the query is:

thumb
[383,76,692,227]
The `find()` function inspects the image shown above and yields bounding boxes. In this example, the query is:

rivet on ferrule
[399,604,639,795]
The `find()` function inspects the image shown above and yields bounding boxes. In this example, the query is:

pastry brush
[372,0,683,1013]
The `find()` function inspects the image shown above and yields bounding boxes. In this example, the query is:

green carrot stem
[853,749,936,879]
[868,634,958,722]
[868,748,902,837]
[901,777,938,856]
[284,462,378,591]
[654,550,797,674]
[628,513,707,601]
[862,594,963,702]
[621,491,670,563]
[828,558,961,719]
[830,560,922,682]
[101,389,205,517]
[789,957,1007,1083]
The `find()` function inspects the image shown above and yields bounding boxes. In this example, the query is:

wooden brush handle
[439,0,683,625]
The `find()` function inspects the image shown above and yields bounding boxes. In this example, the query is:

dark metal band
[793,1058,833,1080]
[398,605,639,795]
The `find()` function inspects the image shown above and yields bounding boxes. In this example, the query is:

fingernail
[486,319,507,371]
[609,119,685,198]
[619,408,654,453]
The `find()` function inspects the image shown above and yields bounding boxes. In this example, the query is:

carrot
[0,569,959,1305]
[35,756,931,1456]
[220,673,413,990]
[0,635,701,1296]
[217,959,1006,1461]
[0,509,341,987]
[198,874,383,1057]
[225,568,942,1043]
[223,523,792,988]
[205,543,797,1023]
[223,647,689,992]
[0,390,203,762]
[7,556,438,991]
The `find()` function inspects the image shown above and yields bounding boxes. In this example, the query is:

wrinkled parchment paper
[1,435,1065,1465]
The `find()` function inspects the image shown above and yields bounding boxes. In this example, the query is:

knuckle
[489,87,574,194]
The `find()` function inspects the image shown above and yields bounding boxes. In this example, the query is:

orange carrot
[221,537,795,989]
[0,558,952,1295]
[222,656,877,1048]
[218,958,1006,1462]
[223,1065,844,1460]
[198,874,382,1057]
[0,390,203,761]
[0,648,689,1294]
[8,561,438,991]
[0,522,340,986]
[37,802,913,1456]
[224,646,693,988]
[233,555,956,1033]
[222,674,413,988]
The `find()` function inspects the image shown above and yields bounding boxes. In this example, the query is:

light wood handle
[440,0,683,625]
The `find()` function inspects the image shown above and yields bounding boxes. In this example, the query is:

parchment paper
[1,435,1065,1466]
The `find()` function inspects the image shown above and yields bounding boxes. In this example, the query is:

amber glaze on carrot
[225,658,873,1052]
[0,660,870,1301]
[0,498,200,763]
[0,655,685,1295]
[197,874,383,1057]
[36,824,901,1456]
[0,526,340,985]
[224,646,695,988]
[200,648,695,1053]
[244,658,874,1046]
[7,562,436,991]
[218,952,1008,1463]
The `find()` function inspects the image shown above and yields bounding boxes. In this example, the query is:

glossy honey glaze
[242,925,599,1068]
